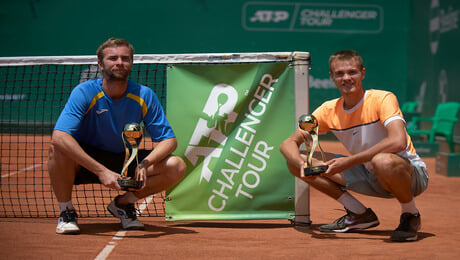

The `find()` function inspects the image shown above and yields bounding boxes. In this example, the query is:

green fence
[1,0,459,135]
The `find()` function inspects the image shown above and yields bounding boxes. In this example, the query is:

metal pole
[292,52,311,227]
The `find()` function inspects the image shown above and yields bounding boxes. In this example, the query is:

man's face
[329,58,365,96]
[98,46,133,80]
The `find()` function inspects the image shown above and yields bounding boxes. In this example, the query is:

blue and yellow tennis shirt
[54,78,175,153]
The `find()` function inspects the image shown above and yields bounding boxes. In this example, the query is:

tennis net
[0,53,311,221]
[0,58,168,217]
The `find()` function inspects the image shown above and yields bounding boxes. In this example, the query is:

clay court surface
[1,141,460,259]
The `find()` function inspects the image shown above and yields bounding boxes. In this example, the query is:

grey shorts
[338,155,429,198]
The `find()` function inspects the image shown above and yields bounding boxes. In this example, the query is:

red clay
[1,141,459,259]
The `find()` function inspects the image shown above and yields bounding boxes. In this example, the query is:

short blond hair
[96,37,134,62]
[329,50,363,72]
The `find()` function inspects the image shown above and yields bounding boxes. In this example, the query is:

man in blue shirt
[48,37,186,234]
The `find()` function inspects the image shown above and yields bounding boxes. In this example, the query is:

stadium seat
[401,101,419,113]
[401,101,419,129]
[407,102,460,153]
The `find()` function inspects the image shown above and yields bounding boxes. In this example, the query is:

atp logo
[250,10,290,23]
[184,84,239,183]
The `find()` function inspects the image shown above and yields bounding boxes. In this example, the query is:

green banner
[166,63,295,221]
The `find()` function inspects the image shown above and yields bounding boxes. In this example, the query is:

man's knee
[48,144,79,174]
[168,156,186,182]
[48,144,67,167]
[372,153,410,180]
[48,144,58,162]
[371,153,393,171]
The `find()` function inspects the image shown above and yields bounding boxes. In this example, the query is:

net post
[292,52,312,227]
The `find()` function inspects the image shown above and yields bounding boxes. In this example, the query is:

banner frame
[292,52,311,227]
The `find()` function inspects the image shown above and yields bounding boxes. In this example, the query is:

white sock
[58,200,74,213]
[120,192,139,204]
[400,199,419,215]
[337,192,367,215]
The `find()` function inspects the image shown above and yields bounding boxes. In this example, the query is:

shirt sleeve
[312,101,334,134]
[54,85,90,136]
[142,89,176,142]
[379,92,404,126]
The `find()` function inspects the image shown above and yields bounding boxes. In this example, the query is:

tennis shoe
[107,195,144,230]
[56,209,80,234]
[391,212,421,242]
[319,208,380,233]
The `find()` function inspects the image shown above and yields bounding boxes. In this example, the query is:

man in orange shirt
[280,50,428,242]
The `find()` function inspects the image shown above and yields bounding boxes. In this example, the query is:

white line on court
[3,160,155,259]
[94,194,154,260]
[1,162,46,178]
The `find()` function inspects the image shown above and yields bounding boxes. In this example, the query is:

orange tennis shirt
[312,89,425,170]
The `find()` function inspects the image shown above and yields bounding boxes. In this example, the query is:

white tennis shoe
[107,196,144,230]
[56,209,80,234]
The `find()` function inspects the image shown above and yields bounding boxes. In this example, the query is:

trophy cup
[119,122,143,190]
[298,114,329,177]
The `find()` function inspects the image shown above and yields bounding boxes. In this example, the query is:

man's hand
[98,169,122,190]
[134,165,147,191]
[323,157,351,177]
[299,161,315,179]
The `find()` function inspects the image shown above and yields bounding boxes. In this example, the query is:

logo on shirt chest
[96,109,109,114]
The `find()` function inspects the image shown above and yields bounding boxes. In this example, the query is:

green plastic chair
[407,102,460,152]
[401,101,419,129]
[401,101,419,113]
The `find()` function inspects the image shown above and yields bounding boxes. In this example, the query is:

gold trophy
[298,114,328,177]
[119,122,143,190]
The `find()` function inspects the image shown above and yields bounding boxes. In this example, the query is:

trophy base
[304,165,329,176]
[118,179,142,190]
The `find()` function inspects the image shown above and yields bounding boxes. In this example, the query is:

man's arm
[280,130,309,171]
[138,137,178,170]
[50,130,122,190]
[325,119,407,175]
